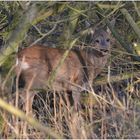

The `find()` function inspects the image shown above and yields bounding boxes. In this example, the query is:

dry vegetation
[0,1,140,139]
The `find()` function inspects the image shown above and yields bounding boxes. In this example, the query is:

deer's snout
[99,44,110,55]
[94,36,110,52]
[100,48,109,53]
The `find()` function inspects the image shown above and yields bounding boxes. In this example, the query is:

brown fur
[15,28,111,113]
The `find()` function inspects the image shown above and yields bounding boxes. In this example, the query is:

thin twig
[30,24,57,47]
[0,98,63,139]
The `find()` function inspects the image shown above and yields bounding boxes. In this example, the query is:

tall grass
[0,1,140,139]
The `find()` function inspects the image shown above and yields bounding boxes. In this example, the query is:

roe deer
[15,28,111,114]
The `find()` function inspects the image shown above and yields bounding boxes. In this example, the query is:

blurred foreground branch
[106,19,140,62]
[0,3,61,67]
[0,4,37,66]
[95,71,140,86]
[0,98,63,139]
[120,8,140,40]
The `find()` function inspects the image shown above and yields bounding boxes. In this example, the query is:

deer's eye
[106,38,110,42]
[95,39,100,43]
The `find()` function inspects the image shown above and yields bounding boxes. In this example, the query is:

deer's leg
[25,91,35,116]
[20,90,35,136]
[20,78,36,136]
[72,90,81,111]
[19,89,36,118]
[23,72,37,116]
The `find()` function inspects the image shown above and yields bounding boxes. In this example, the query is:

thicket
[0,1,140,139]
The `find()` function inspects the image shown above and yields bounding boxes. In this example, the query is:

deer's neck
[90,50,109,66]
[80,48,109,77]
[91,50,110,77]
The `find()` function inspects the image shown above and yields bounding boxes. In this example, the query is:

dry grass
[0,1,140,139]
[1,69,140,139]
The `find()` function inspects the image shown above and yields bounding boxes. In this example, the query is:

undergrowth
[0,1,140,139]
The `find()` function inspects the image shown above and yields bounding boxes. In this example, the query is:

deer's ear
[110,18,116,27]
[106,18,116,34]
[90,29,95,35]
[87,29,95,36]
[106,27,111,35]
[88,26,96,36]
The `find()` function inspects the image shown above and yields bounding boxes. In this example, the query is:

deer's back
[16,45,83,90]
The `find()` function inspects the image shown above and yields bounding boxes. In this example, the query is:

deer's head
[91,28,111,56]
